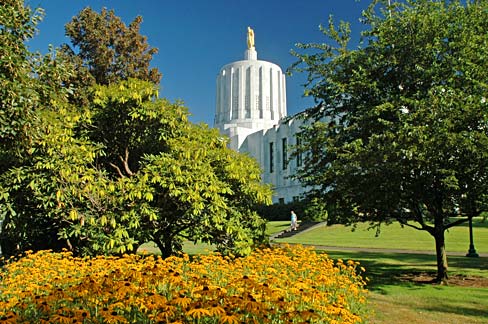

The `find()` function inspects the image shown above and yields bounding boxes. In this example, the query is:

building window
[269,142,274,173]
[232,69,239,119]
[245,67,251,118]
[256,95,261,118]
[296,135,302,167]
[245,95,250,118]
[282,137,287,170]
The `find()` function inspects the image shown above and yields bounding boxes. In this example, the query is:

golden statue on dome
[247,26,255,49]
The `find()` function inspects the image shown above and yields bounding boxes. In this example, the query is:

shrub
[0,245,369,323]
[256,199,331,223]
[256,201,306,221]
[303,198,330,223]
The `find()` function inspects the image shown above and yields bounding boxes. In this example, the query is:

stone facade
[215,47,287,151]
[214,31,306,203]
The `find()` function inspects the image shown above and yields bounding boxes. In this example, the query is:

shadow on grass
[448,217,487,229]
[325,250,488,293]
[276,223,291,228]
[418,303,488,319]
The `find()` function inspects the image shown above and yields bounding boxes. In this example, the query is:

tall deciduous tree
[291,0,488,282]
[0,0,43,171]
[63,7,161,86]
[0,0,106,254]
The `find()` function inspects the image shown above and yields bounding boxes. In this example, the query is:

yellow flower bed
[0,244,368,323]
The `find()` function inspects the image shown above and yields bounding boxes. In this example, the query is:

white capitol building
[214,28,306,203]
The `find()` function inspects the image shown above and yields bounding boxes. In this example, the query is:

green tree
[79,79,272,257]
[62,7,161,88]
[1,77,272,258]
[0,3,271,258]
[0,0,107,254]
[291,0,488,282]
[0,0,43,172]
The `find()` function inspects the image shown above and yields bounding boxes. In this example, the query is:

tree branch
[412,202,426,226]
[399,220,424,231]
[120,147,134,177]
[109,162,124,178]
[399,216,434,234]
[445,217,469,230]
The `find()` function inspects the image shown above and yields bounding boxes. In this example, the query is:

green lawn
[138,241,216,255]
[266,220,292,236]
[140,217,488,256]
[324,250,488,324]
[273,217,488,254]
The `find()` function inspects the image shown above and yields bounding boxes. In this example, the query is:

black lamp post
[466,216,479,257]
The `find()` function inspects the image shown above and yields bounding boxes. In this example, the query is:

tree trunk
[433,221,448,284]
[154,237,173,259]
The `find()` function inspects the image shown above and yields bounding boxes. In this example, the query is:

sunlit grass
[138,241,216,256]
[266,220,290,235]
[274,217,488,253]
[323,250,488,324]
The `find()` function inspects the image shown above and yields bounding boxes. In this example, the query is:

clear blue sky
[26,0,370,125]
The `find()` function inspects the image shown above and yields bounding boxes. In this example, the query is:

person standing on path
[290,210,298,231]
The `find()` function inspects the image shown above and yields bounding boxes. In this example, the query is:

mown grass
[137,219,290,255]
[273,217,488,253]
[139,241,216,255]
[322,250,488,324]
[367,285,488,324]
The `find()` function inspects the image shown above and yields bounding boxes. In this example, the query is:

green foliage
[256,201,306,221]
[0,0,43,169]
[0,31,110,255]
[64,7,161,86]
[291,0,488,281]
[0,3,272,258]
[1,77,272,258]
[72,79,272,257]
[55,6,162,107]
[302,197,329,223]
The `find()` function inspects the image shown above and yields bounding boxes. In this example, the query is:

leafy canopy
[0,3,272,258]
[291,0,488,282]
[0,0,43,163]
[64,7,161,86]
[79,79,272,257]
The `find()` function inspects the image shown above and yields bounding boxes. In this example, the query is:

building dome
[214,27,287,150]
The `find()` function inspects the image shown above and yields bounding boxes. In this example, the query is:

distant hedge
[255,199,330,223]
[255,201,306,221]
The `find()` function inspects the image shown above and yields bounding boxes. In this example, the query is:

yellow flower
[101,310,128,324]
[0,311,18,324]
[171,296,192,309]
[186,306,211,319]
[49,313,73,324]
[0,245,369,323]
[208,304,226,316]
[219,313,241,324]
